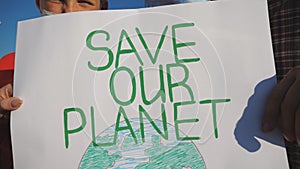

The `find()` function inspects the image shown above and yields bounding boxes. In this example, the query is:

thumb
[0,97,23,111]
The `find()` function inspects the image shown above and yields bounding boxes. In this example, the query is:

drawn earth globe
[79,118,206,169]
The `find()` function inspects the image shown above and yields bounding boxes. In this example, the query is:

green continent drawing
[79,119,206,169]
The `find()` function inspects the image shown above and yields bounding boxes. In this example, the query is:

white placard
[12,1,289,168]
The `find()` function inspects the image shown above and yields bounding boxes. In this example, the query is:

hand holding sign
[263,66,300,144]
[0,84,22,118]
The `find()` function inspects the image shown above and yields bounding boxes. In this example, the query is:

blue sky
[0,0,40,57]
[0,0,146,58]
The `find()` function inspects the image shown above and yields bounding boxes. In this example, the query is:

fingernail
[11,99,23,108]
[283,135,290,141]
[283,134,295,142]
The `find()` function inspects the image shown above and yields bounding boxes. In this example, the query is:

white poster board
[12,1,289,168]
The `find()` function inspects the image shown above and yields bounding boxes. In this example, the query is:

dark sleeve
[0,118,13,169]
[268,0,300,168]
[0,70,14,87]
[0,70,14,169]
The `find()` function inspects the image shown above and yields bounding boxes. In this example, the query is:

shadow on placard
[234,76,285,152]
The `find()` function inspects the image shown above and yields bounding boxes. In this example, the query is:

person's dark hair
[100,0,108,10]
